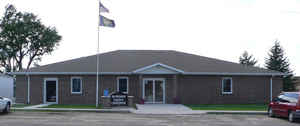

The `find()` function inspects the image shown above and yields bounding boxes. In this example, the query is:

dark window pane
[72,78,81,93]
[119,78,127,93]
[46,81,56,102]
[223,79,232,93]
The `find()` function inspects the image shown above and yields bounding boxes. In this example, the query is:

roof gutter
[11,72,286,76]
[183,72,286,76]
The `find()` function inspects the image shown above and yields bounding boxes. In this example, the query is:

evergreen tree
[239,51,257,66]
[265,40,295,91]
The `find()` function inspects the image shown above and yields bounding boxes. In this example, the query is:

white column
[139,75,143,100]
[27,74,30,104]
[270,75,273,101]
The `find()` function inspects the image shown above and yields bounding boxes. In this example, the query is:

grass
[40,104,101,109]
[12,104,32,108]
[185,104,268,111]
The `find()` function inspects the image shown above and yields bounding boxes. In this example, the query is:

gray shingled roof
[15,50,283,75]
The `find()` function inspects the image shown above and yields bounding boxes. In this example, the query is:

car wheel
[3,103,10,113]
[288,111,295,122]
[268,108,275,117]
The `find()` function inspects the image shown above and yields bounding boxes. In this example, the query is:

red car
[268,92,300,122]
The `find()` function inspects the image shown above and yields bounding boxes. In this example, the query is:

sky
[0,0,300,75]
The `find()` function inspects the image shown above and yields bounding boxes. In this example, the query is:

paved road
[0,111,299,126]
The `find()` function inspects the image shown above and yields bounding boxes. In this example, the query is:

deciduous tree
[0,5,61,72]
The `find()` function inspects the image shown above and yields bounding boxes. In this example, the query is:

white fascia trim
[11,72,131,75]
[11,71,285,76]
[183,72,286,76]
[135,72,180,75]
[132,63,185,73]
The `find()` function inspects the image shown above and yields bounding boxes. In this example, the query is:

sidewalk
[132,104,267,115]
[23,104,50,109]
[12,104,134,113]
[132,104,205,114]
[13,107,133,113]
[12,104,267,115]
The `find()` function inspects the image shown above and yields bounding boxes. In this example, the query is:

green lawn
[40,104,101,109]
[185,104,268,111]
[12,104,32,108]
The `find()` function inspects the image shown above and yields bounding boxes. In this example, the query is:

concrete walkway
[23,104,50,109]
[14,104,134,113]
[14,104,267,115]
[132,104,206,114]
[14,107,133,113]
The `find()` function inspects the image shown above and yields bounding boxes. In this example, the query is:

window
[71,77,82,94]
[222,77,232,94]
[283,93,299,103]
[278,94,291,103]
[117,77,128,93]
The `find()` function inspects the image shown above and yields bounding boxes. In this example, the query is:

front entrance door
[44,78,58,104]
[143,78,165,104]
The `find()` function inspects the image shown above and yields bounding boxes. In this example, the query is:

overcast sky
[1,0,300,75]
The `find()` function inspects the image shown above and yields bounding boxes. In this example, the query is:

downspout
[27,74,30,104]
[270,75,273,102]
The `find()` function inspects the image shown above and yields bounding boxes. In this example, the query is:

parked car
[0,96,12,113]
[268,92,300,122]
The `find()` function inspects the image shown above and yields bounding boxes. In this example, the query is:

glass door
[155,80,164,103]
[44,78,58,104]
[144,80,154,103]
[46,80,57,103]
[143,79,165,104]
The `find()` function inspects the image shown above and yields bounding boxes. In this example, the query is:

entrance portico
[134,63,182,104]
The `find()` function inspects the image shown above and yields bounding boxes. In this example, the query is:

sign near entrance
[110,91,128,106]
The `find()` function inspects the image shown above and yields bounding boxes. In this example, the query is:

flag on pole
[99,2,109,13]
[99,15,115,28]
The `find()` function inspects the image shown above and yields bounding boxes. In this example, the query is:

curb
[12,108,131,113]
[11,108,267,115]
[206,111,267,115]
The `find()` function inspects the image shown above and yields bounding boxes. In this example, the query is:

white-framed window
[71,77,82,94]
[117,77,128,94]
[222,77,232,94]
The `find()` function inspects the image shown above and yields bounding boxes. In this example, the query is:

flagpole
[96,0,100,108]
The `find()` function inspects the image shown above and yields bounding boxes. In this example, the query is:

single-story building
[13,50,284,105]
